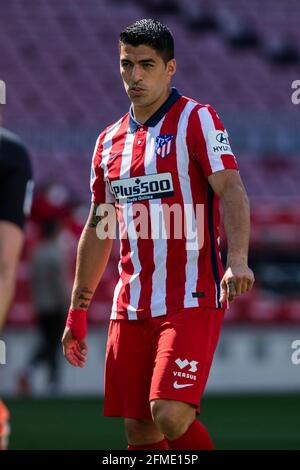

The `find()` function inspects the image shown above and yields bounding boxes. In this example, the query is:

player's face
[120,43,176,109]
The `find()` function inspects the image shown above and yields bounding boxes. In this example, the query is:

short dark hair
[119,19,174,63]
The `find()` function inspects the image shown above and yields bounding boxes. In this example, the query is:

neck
[132,87,172,124]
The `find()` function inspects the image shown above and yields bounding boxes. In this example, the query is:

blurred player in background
[0,110,33,449]
[18,219,68,395]
[62,19,254,450]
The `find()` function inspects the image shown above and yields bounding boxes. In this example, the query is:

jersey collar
[129,87,181,133]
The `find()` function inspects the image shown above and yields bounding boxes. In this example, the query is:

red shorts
[104,307,225,420]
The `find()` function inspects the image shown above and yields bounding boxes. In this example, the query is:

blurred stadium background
[1,0,300,449]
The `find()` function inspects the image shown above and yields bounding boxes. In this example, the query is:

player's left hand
[61,327,88,368]
[219,262,255,303]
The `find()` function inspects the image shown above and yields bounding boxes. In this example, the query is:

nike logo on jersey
[173,381,195,389]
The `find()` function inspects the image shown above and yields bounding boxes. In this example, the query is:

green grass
[3,394,300,450]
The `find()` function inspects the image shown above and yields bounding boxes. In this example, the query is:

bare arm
[208,169,255,302]
[62,202,116,367]
[0,221,24,331]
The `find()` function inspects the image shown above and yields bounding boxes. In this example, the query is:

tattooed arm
[62,202,115,368]
[70,202,116,310]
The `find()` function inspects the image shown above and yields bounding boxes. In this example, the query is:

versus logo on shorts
[110,172,174,203]
[175,358,198,373]
[172,358,198,383]
[207,130,233,155]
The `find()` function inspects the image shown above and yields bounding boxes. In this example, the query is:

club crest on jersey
[155,134,175,159]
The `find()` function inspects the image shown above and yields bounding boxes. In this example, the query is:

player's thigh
[104,319,156,420]
[149,307,225,410]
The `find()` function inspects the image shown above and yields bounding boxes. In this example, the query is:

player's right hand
[61,326,88,368]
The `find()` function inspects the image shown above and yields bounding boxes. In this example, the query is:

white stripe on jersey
[102,119,124,179]
[104,181,115,203]
[175,101,200,308]
[144,121,168,317]
[198,107,226,173]
[102,121,125,204]
[215,280,219,308]
[167,139,171,156]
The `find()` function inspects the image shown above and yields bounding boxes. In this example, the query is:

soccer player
[0,115,33,449]
[62,19,254,450]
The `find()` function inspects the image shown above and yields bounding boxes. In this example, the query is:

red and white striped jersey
[90,88,238,320]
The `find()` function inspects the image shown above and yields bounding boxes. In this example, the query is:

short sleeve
[188,104,238,178]
[90,134,115,204]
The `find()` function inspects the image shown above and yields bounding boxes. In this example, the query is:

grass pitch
[4,393,300,450]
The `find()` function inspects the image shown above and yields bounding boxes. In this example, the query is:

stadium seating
[1,0,299,326]
[0,0,299,126]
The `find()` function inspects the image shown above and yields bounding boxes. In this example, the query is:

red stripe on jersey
[221,154,238,170]
[156,97,189,313]
[212,191,225,304]
[186,107,217,307]
[129,128,154,319]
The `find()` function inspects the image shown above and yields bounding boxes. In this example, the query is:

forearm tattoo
[77,287,93,309]
[88,204,102,228]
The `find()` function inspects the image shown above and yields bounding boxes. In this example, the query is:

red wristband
[66,309,87,341]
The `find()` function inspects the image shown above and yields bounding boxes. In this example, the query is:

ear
[167,58,176,78]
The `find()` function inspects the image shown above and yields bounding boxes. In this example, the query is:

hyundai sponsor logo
[208,130,233,155]
[216,132,229,145]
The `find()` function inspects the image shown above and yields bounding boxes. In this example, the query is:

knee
[151,399,195,440]
[125,418,163,446]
